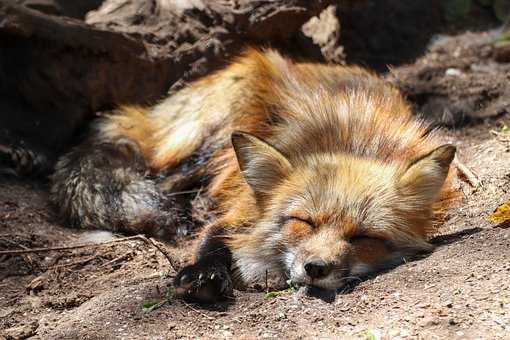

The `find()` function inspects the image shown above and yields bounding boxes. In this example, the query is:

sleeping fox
[50,48,457,302]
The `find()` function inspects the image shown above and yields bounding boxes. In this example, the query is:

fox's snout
[303,257,332,279]
[286,247,350,290]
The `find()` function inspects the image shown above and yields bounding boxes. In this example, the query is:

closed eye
[350,235,376,241]
[281,216,316,228]
[350,234,396,250]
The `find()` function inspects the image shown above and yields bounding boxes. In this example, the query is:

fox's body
[50,49,456,301]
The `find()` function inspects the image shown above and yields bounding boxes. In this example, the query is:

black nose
[304,258,331,279]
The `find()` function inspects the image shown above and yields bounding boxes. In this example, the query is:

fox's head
[231,131,455,290]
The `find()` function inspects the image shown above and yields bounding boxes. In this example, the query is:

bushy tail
[50,137,177,238]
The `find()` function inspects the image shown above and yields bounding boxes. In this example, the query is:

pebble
[400,329,411,338]
[445,68,462,77]
[388,329,400,337]
[437,308,449,317]
[419,317,439,327]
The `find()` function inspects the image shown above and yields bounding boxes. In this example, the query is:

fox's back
[148,50,435,173]
[157,51,438,197]
[256,60,435,165]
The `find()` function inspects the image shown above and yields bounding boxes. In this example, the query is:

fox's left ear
[397,144,456,203]
[232,131,292,202]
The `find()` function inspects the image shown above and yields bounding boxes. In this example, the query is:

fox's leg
[0,143,52,177]
[174,222,234,303]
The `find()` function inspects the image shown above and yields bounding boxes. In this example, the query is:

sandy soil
[1,30,510,340]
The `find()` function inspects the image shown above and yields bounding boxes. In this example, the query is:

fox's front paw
[174,261,233,303]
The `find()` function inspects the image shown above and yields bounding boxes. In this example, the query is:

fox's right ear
[231,131,292,202]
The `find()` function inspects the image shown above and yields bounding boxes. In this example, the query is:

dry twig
[0,235,143,254]
[146,237,178,272]
[46,255,100,270]
[0,234,178,272]
[100,252,133,268]
[454,157,480,188]
[182,301,215,320]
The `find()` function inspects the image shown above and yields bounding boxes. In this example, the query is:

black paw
[174,261,233,303]
[0,144,49,177]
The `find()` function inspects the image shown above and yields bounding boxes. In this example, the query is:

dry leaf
[488,200,510,228]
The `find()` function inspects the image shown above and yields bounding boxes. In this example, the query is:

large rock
[0,0,336,155]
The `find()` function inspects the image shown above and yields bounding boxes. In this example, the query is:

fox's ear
[398,145,456,203]
[232,131,292,202]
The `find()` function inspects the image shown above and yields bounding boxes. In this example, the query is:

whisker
[340,275,362,282]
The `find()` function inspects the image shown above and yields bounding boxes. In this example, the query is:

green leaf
[142,299,167,313]
[264,286,296,300]
[357,329,381,340]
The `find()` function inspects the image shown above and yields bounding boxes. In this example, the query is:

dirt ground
[1,30,510,339]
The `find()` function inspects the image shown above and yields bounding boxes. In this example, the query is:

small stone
[419,317,439,327]
[388,329,400,337]
[445,68,462,77]
[400,328,411,338]
[437,308,449,316]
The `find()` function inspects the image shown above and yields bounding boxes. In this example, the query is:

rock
[0,0,337,156]
[337,0,499,71]
[17,0,103,19]
[302,5,345,64]
[388,32,510,127]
